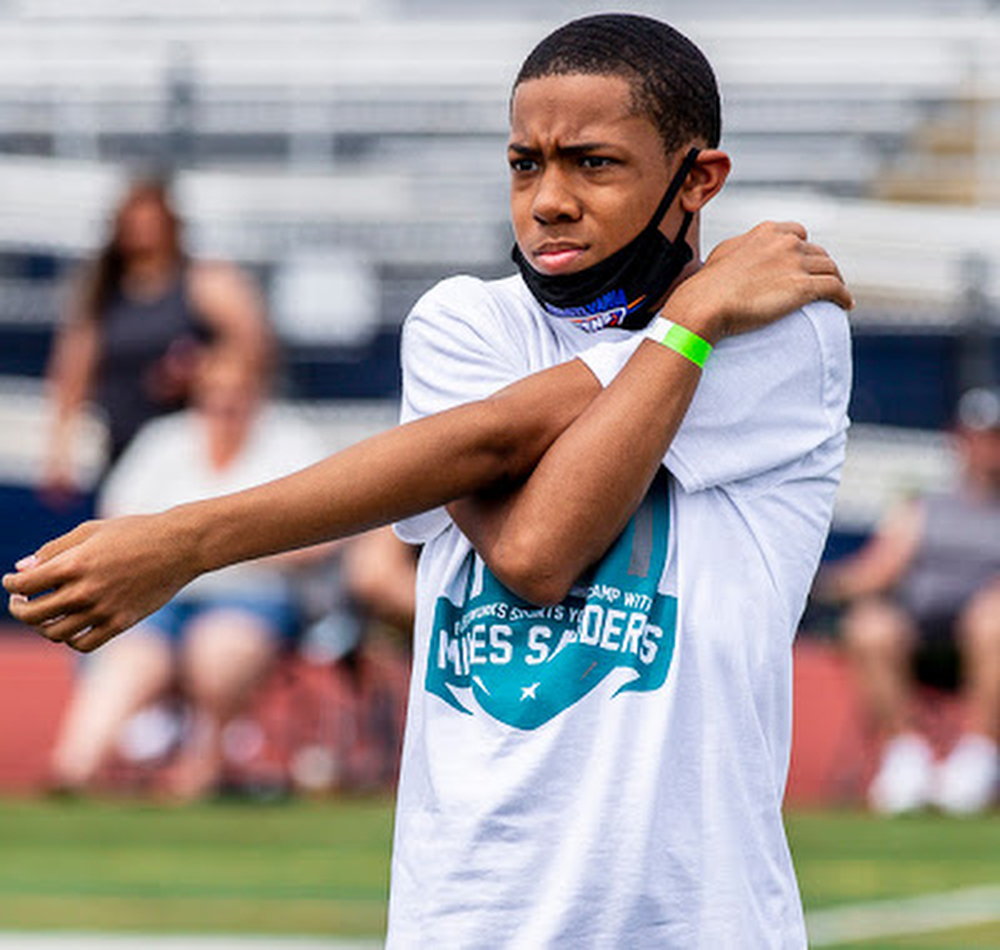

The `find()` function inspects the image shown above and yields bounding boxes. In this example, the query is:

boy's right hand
[670,220,853,343]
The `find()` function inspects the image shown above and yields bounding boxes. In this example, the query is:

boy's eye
[509,157,539,173]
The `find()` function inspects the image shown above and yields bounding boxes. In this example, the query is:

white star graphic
[520,682,541,701]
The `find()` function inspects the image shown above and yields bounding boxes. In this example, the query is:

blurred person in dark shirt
[42,178,271,502]
[817,387,1000,814]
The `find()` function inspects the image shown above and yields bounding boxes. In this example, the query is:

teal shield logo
[425,473,677,729]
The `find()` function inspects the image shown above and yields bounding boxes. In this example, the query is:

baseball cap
[957,386,1000,431]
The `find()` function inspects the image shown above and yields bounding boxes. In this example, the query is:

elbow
[487,533,578,607]
[495,566,575,609]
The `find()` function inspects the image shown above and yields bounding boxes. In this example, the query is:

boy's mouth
[533,243,588,274]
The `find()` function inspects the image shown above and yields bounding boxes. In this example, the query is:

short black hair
[513,14,721,155]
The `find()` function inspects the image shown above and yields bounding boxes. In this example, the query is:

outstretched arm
[4,357,600,651]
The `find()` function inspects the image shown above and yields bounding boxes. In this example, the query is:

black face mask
[512,147,700,333]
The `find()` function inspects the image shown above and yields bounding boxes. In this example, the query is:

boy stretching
[7,15,852,947]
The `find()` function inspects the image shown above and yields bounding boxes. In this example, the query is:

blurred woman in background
[48,347,329,799]
[41,178,271,501]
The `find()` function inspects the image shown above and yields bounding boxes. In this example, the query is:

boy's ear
[680,149,731,213]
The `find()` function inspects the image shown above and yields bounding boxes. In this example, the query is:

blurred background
[1,0,999,947]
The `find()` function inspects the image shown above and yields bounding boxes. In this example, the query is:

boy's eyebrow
[508,142,616,156]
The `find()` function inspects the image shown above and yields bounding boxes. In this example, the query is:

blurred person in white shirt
[48,348,328,798]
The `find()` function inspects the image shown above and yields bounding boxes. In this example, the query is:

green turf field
[0,797,997,948]
[788,810,1000,948]
[0,797,393,938]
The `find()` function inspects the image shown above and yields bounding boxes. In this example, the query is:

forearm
[814,504,922,604]
[183,363,599,575]
[7,221,852,651]
[815,552,901,603]
[452,312,707,604]
[43,323,97,478]
[50,313,99,410]
[49,384,84,429]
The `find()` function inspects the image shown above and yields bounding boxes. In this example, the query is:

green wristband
[644,316,713,368]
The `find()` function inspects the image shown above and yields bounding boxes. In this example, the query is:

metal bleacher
[1,15,993,185]
[1,2,1000,555]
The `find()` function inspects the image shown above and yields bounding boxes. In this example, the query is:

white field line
[0,937,382,949]
[4,886,1000,950]
[807,883,1000,946]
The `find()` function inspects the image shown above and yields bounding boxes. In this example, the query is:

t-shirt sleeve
[575,333,644,389]
[669,302,851,491]
[578,301,852,492]
[394,276,525,544]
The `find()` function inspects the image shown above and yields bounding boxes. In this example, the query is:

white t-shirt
[391,274,851,948]
[100,406,326,601]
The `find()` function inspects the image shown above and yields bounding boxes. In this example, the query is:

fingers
[4,558,63,598]
[8,582,88,630]
[768,220,808,241]
[801,242,841,274]
[746,220,808,241]
[3,522,103,598]
[35,611,99,646]
[712,220,812,267]
[798,244,854,310]
[67,623,121,654]
[808,274,855,313]
[9,584,127,653]
[802,248,847,282]
[720,222,854,309]
[36,521,103,562]
[6,547,98,634]
[801,241,833,262]
[5,518,136,654]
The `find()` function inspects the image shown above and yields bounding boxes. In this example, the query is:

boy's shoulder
[716,299,850,364]
[412,273,528,316]
[403,273,541,358]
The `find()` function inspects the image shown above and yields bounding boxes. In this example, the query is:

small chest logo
[543,288,645,333]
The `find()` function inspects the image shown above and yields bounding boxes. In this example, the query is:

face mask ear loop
[674,210,694,247]
[647,146,701,229]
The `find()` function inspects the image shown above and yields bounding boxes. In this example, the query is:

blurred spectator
[344,525,419,638]
[815,386,1000,814]
[48,348,328,799]
[42,177,271,502]
[283,526,416,794]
